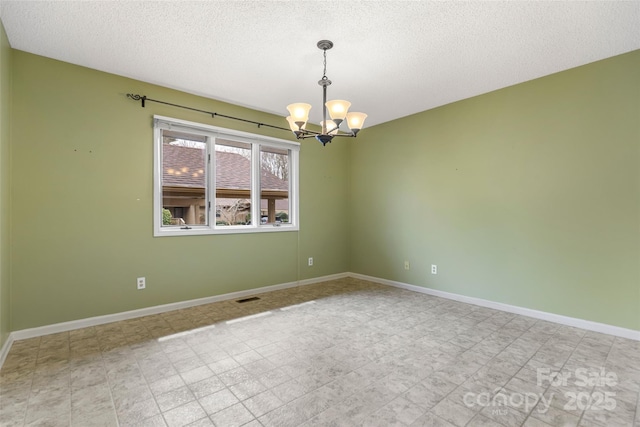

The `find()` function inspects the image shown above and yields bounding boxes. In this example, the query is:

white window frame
[153,115,299,237]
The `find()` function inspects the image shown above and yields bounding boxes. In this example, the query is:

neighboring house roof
[162,144,288,191]
[163,144,206,188]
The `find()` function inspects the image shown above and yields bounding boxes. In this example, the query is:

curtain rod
[126,93,291,133]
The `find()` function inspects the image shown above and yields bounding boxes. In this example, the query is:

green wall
[10,50,348,330]
[350,50,640,330]
[0,21,11,347]
[6,46,639,333]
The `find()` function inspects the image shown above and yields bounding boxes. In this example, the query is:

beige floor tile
[180,365,215,386]
[187,375,226,399]
[70,409,118,427]
[1,278,637,427]
[208,402,254,427]
[198,387,239,415]
[155,385,196,412]
[116,397,160,426]
[409,412,456,427]
[229,377,267,401]
[242,389,283,417]
[162,400,207,427]
[432,397,477,426]
[466,413,506,427]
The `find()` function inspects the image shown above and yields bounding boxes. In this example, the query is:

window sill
[154,224,299,237]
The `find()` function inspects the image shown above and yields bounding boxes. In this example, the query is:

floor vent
[236,296,260,303]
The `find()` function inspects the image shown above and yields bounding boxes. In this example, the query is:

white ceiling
[1,1,639,128]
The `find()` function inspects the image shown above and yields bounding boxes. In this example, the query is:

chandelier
[286,40,367,146]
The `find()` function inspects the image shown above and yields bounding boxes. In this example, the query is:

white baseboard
[349,272,640,341]
[0,333,14,368]
[4,270,637,370]
[298,272,348,286]
[10,272,348,342]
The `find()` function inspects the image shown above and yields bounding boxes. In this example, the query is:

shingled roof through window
[162,144,288,191]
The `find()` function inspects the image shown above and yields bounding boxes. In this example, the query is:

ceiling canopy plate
[316,40,334,51]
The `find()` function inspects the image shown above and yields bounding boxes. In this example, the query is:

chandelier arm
[295,133,321,140]
[296,130,356,138]
[296,131,355,140]
[294,128,321,136]
[329,133,357,138]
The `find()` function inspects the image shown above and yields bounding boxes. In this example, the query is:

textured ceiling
[1,1,639,128]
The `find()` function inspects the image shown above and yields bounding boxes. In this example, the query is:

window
[154,116,299,236]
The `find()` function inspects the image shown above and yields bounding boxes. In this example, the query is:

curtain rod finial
[127,93,146,108]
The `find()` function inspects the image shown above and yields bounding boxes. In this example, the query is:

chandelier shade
[320,120,339,135]
[325,100,351,122]
[285,40,367,146]
[286,103,312,127]
[286,115,307,132]
[346,112,367,133]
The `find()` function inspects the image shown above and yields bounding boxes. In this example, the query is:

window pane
[216,139,252,226]
[260,146,290,225]
[161,130,207,227]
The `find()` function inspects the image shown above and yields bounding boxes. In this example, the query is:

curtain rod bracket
[126,93,146,108]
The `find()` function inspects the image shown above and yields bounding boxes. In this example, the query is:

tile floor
[0,277,638,427]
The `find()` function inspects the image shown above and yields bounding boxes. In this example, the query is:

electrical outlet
[404,261,410,270]
[431,265,437,275]
[308,257,314,266]
[137,277,146,290]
